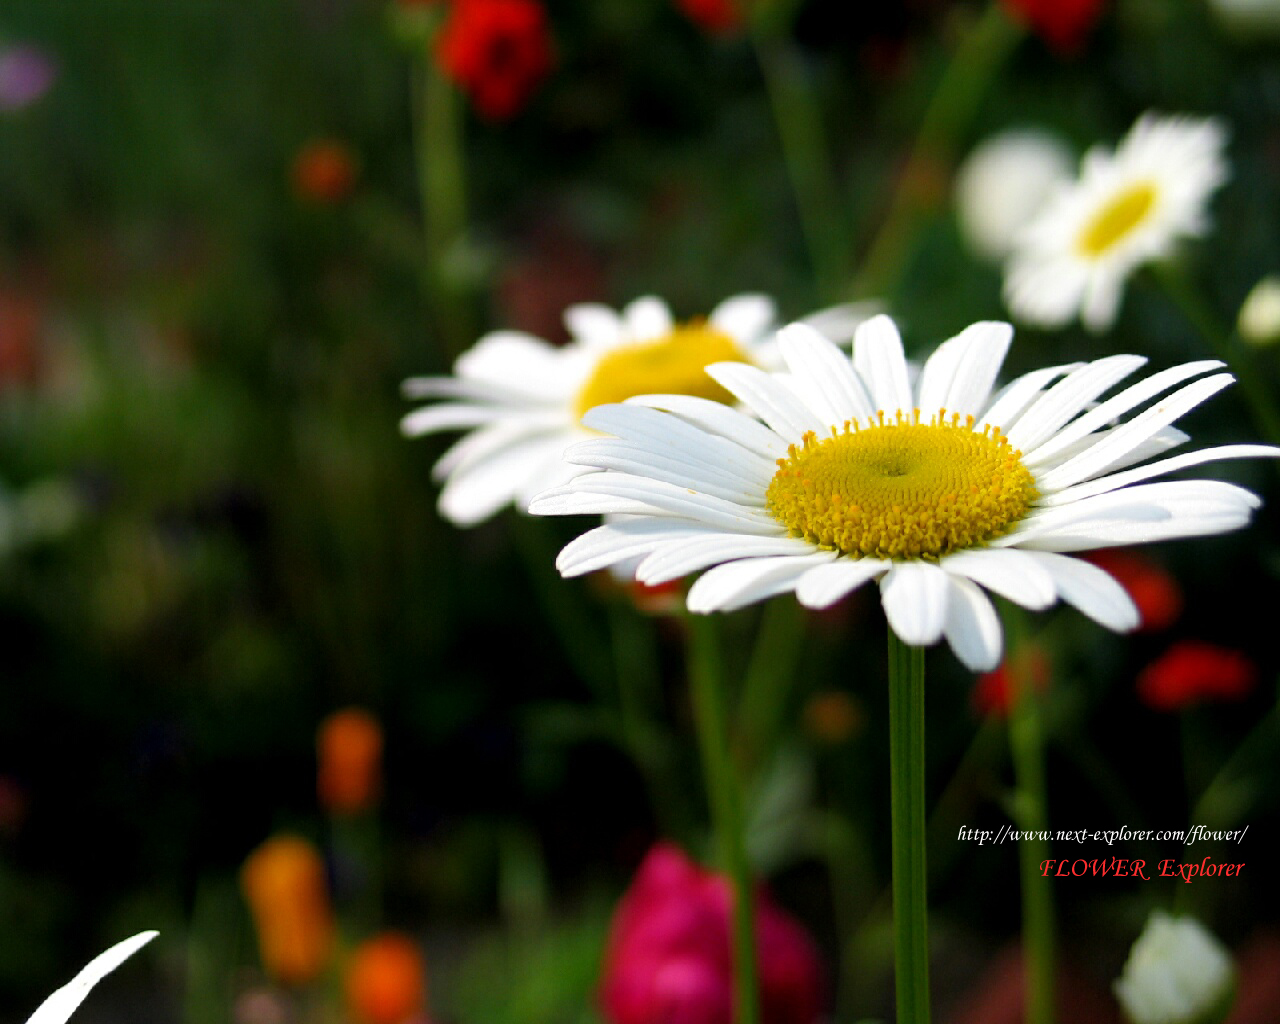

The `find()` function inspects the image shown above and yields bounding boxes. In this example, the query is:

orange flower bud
[317,707,384,814]
[345,933,428,1024]
[291,139,359,204]
[240,836,335,985]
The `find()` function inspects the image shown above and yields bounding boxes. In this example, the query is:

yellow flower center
[1077,181,1158,258]
[766,411,1038,560]
[574,322,748,419]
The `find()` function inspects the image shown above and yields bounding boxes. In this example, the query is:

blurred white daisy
[955,129,1073,260]
[26,931,157,1024]
[1114,911,1233,1024]
[403,294,873,526]
[531,314,1275,671]
[1004,114,1228,332]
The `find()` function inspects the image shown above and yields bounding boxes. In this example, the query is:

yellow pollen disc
[766,410,1039,560]
[1077,181,1158,258]
[574,322,749,419]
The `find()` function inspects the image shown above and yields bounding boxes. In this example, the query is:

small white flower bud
[1114,912,1233,1024]
[1237,275,1280,345]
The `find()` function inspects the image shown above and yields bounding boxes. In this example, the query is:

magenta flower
[600,843,824,1024]
[0,46,58,112]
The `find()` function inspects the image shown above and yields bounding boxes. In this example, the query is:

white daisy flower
[26,931,157,1024]
[955,129,1073,260]
[402,294,797,527]
[530,315,1276,671]
[1114,912,1233,1024]
[1004,113,1229,332]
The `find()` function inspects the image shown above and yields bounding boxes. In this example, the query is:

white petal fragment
[1005,355,1148,453]
[776,323,876,424]
[940,549,1056,610]
[638,533,816,585]
[27,931,158,1024]
[624,394,788,460]
[940,321,1013,418]
[709,293,776,343]
[942,576,1004,672]
[687,552,837,612]
[555,518,706,578]
[853,314,914,415]
[794,558,891,609]
[706,362,828,442]
[880,561,951,647]
[1024,551,1140,632]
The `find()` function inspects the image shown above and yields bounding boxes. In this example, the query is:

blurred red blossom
[676,0,742,35]
[972,646,1050,718]
[291,139,359,204]
[1137,641,1257,711]
[435,0,553,120]
[1002,0,1106,53]
[1086,549,1183,633]
[600,842,824,1024]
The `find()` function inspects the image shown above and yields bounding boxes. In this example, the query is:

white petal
[565,439,767,504]
[432,418,572,481]
[880,562,951,647]
[638,534,816,585]
[401,375,544,404]
[776,323,875,424]
[939,321,1013,418]
[940,549,1055,610]
[979,363,1082,432]
[795,301,883,346]
[455,330,580,395]
[853,315,914,415]
[623,296,675,340]
[706,362,828,442]
[942,576,1004,672]
[1024,360,1223,468]
[687,552,836,612]
[556,518,708,577]
[401,403,508,436]
[1035,373,1235,492]
[625,394,788,460]
[915,330,969,416]
[794,558,891,608]
[528,490,666,519]
[1004,355,1147,453]
[1023,551,1139,631]
[579,404,776,479]
[534,473,780,532]
[709,293,776,343]
[1038,443,1280,507]
[27,931,158,1024]
[439,434,569,526]
[564,303,625,349]
[1080,271,1125,333]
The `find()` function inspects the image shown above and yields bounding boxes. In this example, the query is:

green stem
[1008,658,1056,1024]
[856,3,1022,302]
[412,58,473,358]
[1151,264,1280,448]
[737,598,808,772]
[687,614,761,1024]
[749,24,849,302]
[887,631,931,1024]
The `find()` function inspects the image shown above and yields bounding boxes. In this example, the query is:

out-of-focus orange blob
[240,835,335,985]
[291,139,359,204]
[345,933,428,1024]
[317,707,384,814]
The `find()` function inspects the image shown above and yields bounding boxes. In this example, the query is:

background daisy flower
[532,314,1275,671]
[1004,113,1228,332]
[402,294,779,526]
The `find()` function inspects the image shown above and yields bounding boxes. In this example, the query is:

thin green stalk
[856,3,1022,301]
[412,59,473,358]
[736,598,808,772]
[687,614,761,1024]
[1151,264,1280,448]
[887,631,930,1024]
[1008,660,1056,1024]
[748,24,849,301]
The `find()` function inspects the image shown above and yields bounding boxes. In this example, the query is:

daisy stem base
[687,614,761,1024]
[1009,658,1056,1024]
[887,631,931,1024]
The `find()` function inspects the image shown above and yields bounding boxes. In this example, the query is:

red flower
[676,0,741,35]
[1002,0,1106,53]
[600,842,824,1024]
[435,0,553,120]
[1086,549,1182,633]
[1137,642,1257,712]
[972,647,1050,719]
